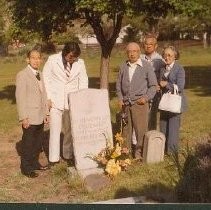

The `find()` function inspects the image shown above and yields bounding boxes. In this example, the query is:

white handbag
[158,84,182,113]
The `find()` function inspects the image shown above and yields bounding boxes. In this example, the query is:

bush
[176,139,211,203]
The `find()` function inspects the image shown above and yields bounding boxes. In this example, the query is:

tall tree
[76,0,132,88]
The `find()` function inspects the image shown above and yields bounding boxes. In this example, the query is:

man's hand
[44,115,50,124]
[22,118,30,129]
[160,81,168,88]
[118,100,124,109]
[47,99,52,111]
[136,97,147,105]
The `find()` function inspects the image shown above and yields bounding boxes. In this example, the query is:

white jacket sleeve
[42,57,53,100]
[79,59,88,89]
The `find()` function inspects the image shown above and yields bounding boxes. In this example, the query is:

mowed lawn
[0,44,211,202]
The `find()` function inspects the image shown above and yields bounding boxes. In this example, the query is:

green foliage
[122,26,141,43]
[76,0,131,15]
[51,31,81,45]
[10,0,77,42]
[5,24,40,44]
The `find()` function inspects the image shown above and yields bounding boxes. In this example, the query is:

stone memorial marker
[143,130,166,163]
[68,88,113,180]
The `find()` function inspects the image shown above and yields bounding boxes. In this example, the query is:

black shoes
[23,171,39,178]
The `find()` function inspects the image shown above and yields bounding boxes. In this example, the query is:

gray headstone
[143,130,166,163]
[68,88,113,178]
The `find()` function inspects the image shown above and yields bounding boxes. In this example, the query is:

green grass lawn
[0,44,211,202]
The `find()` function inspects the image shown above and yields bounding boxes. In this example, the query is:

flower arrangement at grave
[87,132,131,178]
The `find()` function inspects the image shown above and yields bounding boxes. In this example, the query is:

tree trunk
[100,54,110,89]
[207,31,211,48]
[84,11,123,90]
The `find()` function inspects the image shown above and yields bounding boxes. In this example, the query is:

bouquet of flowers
[87,133,131,178]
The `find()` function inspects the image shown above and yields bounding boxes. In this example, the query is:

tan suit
[15,66,49,175]
[16,67,48,124]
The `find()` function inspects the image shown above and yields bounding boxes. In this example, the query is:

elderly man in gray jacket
[116,42,157,159]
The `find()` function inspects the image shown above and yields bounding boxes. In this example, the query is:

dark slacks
[160,111,181,153]
[123,103,149,158]
[148,93,160,130]
[21,123,44,174]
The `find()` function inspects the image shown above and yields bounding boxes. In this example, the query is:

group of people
[15,36,186,178]
[15,42,88,178]
[116,35,186,160]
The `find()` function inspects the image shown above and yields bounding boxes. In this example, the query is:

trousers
[160,111,181,153]
[122,103,149,158]
[49,108,73,162]
[21,123,44,174]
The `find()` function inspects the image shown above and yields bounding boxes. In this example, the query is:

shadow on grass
[0,77,117,104]
[185,66,211,95]
[188,86,211,97]
[114,184,175,203]
[0,85,16,104]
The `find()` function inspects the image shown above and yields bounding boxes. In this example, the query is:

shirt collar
[166,61,175,70]
[127,58,143,67]
[28,64,39,75]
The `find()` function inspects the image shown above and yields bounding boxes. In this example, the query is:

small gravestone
[143,130,166,163]
[68,89,113,189]
[84,174,111,192]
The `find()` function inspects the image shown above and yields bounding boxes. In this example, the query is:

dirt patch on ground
[0,128,81,203]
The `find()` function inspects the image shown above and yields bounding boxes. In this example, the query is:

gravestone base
[78,167,104,179]
[84,173,111,192]
[67,167,111,192]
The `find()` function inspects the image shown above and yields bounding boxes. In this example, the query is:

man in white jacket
[43,42,88,165]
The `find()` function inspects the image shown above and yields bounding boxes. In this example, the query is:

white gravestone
[68,89,113,178]
[143,130,166,163]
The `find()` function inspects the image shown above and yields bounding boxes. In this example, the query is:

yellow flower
[111,143,121,158]
[115,133,124,145]
[124,158,131,165]
[105,159,121,177]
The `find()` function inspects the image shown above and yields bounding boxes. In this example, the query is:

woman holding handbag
[159,46,187,153]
